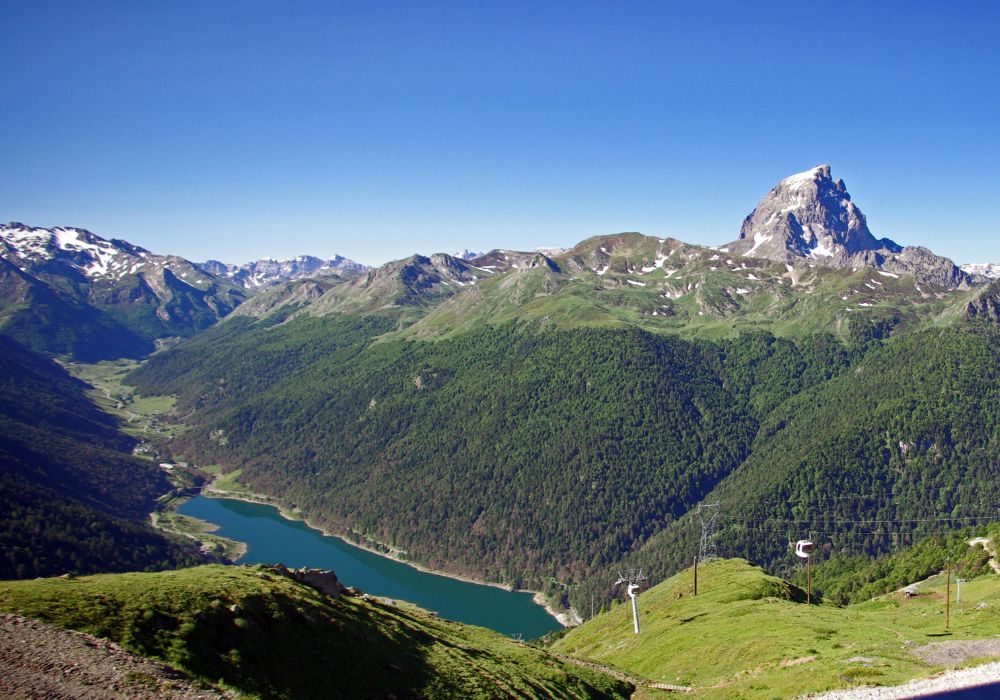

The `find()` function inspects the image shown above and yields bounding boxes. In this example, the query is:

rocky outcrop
[966,280,1000,322]
[268,564,346,598]
[723,167,975,289]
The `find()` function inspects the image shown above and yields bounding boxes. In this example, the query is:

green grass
[150,510,245,561]
[390,240,974,345]
[552,558,1000,699]
[0,564,632,700]
[65,358,185,441]
[210,468,249,493]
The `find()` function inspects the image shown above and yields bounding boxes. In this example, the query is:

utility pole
[807,556,812,605]
[614,569,648,635]
[693,554,698,596]
[697,502,721,562]
[795,540,815,605]
[945,558,951,629]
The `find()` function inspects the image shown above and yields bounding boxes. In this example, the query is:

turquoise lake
[178,495,562,639]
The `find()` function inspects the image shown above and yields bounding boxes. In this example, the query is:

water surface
[178,495,560,639]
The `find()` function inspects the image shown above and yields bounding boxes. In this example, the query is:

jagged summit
[197,254,367,289]
[723,167,973,288]
[725,165,898,263]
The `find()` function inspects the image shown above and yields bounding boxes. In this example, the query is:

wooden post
[693,555,698,596]
[945,558,951,629]
[807,556,811,605]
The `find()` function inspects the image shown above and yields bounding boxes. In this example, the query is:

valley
[2,164,999,697]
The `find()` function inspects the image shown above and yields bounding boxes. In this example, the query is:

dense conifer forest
[0,335,205,578]
[128,308,1000,608]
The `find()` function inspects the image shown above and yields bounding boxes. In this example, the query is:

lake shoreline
[197,480,579,628]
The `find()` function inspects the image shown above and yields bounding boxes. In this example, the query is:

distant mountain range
[2,165,997,361]
[3,167,1000,627]
[0,223,247,360]
[962,262,1000,279]
[198,254,367,289]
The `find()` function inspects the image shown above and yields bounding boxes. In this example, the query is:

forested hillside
[116,228,999,614]
[132,311,894,592]
[571,324,1000,612]
[0,334,206,578]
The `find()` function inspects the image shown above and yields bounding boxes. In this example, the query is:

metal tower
[697,502,721,562]
[614,568,648,635]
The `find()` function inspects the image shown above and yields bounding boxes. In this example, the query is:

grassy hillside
[552,558,1000,699]
[0,333,205,578]
[0,564,632,700]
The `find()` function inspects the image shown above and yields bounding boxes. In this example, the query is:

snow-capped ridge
[197,254,368,289]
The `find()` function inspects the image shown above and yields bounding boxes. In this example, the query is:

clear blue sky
[2,1,997,266]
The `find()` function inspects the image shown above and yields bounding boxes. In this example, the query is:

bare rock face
[727,165,892,263]
[966,280,1000,322]
[723,166,974,289]
[268,564,346,598]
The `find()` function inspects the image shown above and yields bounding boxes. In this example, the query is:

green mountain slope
[235,233,981,342]
[0,334,205,578]
[590,324,1000,613]
[0,564,632,700]
[130,314,856,589]
[116,231,998,616]
[1,224,248,360]
[0,258,153,360]
[552,558,1000,699]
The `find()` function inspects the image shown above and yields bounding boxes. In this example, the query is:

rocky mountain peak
[726,165,896,263]
[722,167,974,289]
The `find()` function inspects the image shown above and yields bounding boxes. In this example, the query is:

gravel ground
[0,613,235,699]
[912,637,1000,667]
[804,661,1000,699]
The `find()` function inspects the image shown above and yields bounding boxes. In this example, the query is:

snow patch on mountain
[962,262,1000,279]
[199,254,367,289]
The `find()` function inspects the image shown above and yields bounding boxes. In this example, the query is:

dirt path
[550,651,692,693]
[0,613,234,699]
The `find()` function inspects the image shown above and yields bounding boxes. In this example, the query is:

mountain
[966,278,1000,322]
[723,166,974,288]
[0,565,632,699]
[453,248,483,260]
[232,252,489,325]
[0,334,206,578]
[127,237,998,615]
[963,262,1000,279]
[198,254,367,289]
[0,222,248,360]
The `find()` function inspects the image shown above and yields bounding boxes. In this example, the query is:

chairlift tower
[697,502,721,562]
[614,568,648,635]
[795,539,815,605]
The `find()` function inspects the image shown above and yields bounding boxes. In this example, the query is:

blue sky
[2,1,997,266]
